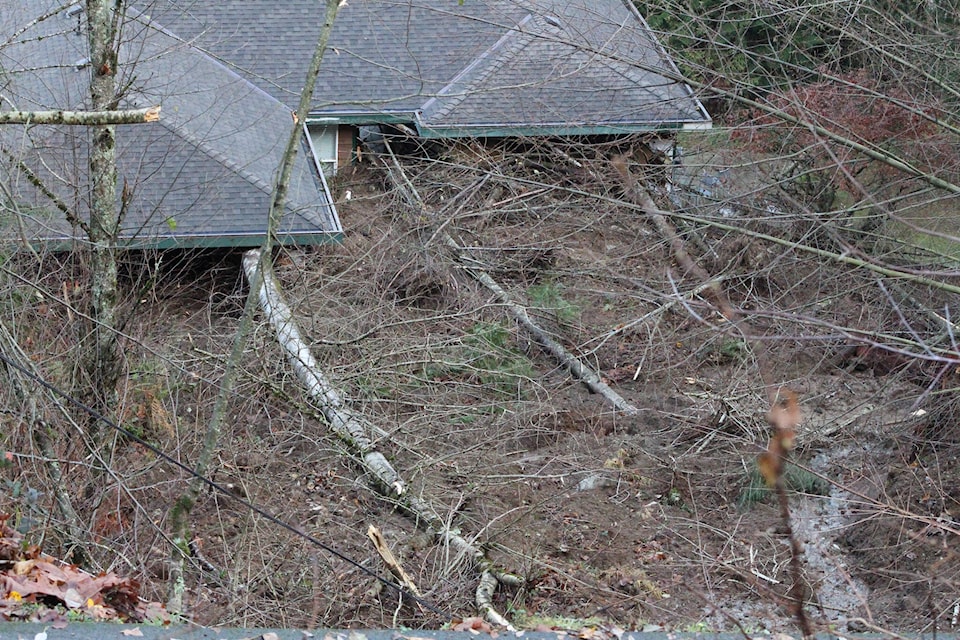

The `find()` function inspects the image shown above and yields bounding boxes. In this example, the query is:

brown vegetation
[2,134,959,633]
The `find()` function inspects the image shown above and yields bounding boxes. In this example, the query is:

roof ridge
[418,13,534,124]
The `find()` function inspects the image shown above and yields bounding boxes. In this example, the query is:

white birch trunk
[243,249,518,629]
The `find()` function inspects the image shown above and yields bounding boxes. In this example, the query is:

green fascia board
[306,112,713,135]
[22,230,344,252]
[414,121,711,138]
[119,230,346,250]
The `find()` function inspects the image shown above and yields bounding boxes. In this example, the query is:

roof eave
[414,120,712,139]
[22,230,344,252]
[307,112,418,126]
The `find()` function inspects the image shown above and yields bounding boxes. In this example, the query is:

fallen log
[379,148,640,416]
[242,249,519,630]
[452,242,640,415]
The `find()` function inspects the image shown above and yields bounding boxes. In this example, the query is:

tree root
[242,250,520,629]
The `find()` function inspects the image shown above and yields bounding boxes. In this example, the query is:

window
[307,124,338,177]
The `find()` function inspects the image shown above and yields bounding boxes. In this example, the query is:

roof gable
[148,0,711,134]
[1,0,341,250]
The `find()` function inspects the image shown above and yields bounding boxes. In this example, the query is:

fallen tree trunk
[453,242,640,415]
[609,158,786,402]
[242,249,519,630]
[380,148,640,416]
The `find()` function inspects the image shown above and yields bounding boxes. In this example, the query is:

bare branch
[0,106,160,125]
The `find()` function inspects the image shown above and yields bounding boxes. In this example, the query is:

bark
[243,250,403,492]
[455,249,640,415]
[261,0,342,265]
[380,148,640,415]
[0,106,159,125]
[243,249,520,628]
[83,0,123,432]
[612,159,789,404]
[0,146,91,235]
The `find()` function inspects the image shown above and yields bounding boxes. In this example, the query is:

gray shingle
[149,0,710,132]
[1,0,340,250]
[1,0,707,250]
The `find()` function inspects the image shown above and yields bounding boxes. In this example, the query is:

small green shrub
[737,461,830,508]
[527,282,580,324]
[421,321,535,398]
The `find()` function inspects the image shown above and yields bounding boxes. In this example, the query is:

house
[0,0,709,250]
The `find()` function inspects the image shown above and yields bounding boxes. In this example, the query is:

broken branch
[0,106,160,125]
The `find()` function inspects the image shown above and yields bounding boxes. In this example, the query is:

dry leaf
[453,617,493,633]
[121,629,144,637]
[13,560,35,575]
[757,451,778,487]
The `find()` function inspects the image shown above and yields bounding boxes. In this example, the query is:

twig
[381,146,640,416]
[761,391,815,638]
[367,525,423,611]
[165,0,342,614]
[0,318,89,564]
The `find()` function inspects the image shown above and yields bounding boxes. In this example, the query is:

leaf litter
[0,512,170,624]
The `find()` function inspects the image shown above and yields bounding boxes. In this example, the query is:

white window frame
[306,123,339,177]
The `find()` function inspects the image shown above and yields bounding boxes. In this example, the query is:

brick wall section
[338,125,355,168]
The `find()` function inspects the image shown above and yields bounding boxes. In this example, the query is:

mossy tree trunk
[83,0,123,431]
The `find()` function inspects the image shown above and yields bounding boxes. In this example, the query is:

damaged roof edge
[21,229,344,252]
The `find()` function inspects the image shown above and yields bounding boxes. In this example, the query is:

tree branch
[243,248,522,628]
[0,106,160,125]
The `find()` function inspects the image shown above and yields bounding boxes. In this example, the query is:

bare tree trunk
[0,106,159,125]
[243,249,521,629]
[83,0,123,431]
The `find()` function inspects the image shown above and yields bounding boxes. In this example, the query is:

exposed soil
[2,137,959,634]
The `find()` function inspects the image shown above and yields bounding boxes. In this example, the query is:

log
[379,148,640,416]
[242,249,519,629]
[243,250,404,495]
[452,239,640,416]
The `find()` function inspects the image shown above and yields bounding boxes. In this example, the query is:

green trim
[22,231,344,252]
[306,113,712,136]
[414,121,710,138]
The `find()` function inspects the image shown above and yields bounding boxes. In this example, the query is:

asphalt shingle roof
[1,0,341,250]
[147,0,711,134]
[1,0,706,249]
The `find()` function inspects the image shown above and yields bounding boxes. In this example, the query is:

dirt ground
[2,137,959,634]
